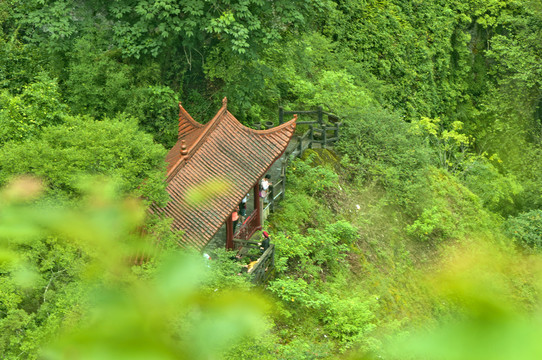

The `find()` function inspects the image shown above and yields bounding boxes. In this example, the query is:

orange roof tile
[152,98,297,250]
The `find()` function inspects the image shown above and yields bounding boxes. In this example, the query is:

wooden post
[281,175,286,200]
[226,213,234,250]
[309,124,314,149]
[254,184,261,229]
[323,123,327,148]
[269,183,274,213]
[279,106,284,125]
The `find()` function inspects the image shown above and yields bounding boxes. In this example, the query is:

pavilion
[150,98,297,250]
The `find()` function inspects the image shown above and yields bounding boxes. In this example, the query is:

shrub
[505,210,542,249]
[336,106,432,213]
[288,155,339,197]
[0,115,167,205]
[406,168,498,242]
[322,295,378,352]
[462,159,523,216]
[0,74,67,145]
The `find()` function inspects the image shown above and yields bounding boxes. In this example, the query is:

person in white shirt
[260,174,271,202]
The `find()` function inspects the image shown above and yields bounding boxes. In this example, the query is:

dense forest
[1,0,542,358]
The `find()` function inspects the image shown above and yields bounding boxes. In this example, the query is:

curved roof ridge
[179,102,203,127]
[157,99,299,250]
[223,112,298,136]
[185,97,228,155]
[178,102,204,138]
[166,98,228,179]
[250,115,297,135]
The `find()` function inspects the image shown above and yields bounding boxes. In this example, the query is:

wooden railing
[233,240,275,284]
[249,244,275,284]
[234,210,260,241]
[261,106,342,221]
[280,106,342,158]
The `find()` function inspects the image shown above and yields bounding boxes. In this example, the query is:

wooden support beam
[226,213,234,250]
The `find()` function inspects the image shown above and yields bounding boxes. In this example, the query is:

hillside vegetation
[1,0,542,358]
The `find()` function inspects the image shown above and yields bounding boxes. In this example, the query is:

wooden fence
[233,240,275,284]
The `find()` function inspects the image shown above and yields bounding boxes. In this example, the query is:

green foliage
[107,0,317,58]
[462,159,523,215]
[62,36,180,146]
[268,277,378,353]
[325,220,359,246]
[0,75,67,144]
[287,155,340,197]
[64,37,136,119]
[337,106,432,212]
[0,178,267,359]
[0,35,41,91]
[321,0,474,122]
[322,294,377,351]
[385,239,542,360]
[14,0,81,54]
[0,115,168,205]
[410,116,472,173]
[274,224,350,277]
[269,277,327,310]
[129,85,179,147]
[406,168,498,242]
[269,189,333,235]
[505,210,542,250]
[202,248,254,291]
[301,148,341,169]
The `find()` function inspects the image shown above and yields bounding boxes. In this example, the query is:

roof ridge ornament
[222,97,227,108]
[180,140,188,156]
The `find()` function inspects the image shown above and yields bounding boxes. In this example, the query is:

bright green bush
[269,192,322,234]
[506,210,542,249]
[202,248,254,291]
[406,168,499,242]
[322,295,377,352]
[324,220,359,245]
[462,159,523,216]
[287,155,340,197]
[64,37,134,119]
[269,278,327,310]
[271,221,351,277]
[0,115,168,205]
[0,75,67,144]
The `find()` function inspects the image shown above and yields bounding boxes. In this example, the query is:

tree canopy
[1,0,542,358]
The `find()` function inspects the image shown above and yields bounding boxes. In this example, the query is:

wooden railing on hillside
[262,106,342,218]
[279,106,342,156]
[233,239,275,284]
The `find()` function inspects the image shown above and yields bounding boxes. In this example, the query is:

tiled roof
[152,98,297,250]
